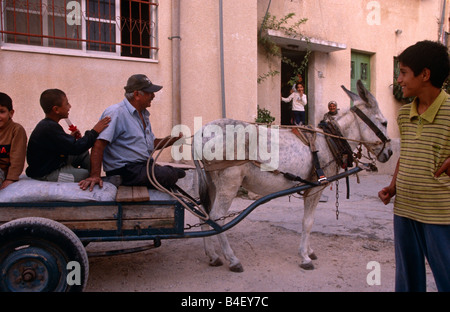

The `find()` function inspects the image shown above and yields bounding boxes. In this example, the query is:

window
[350,51,371,94]
[0,0,158,59]
[393,57,414,103]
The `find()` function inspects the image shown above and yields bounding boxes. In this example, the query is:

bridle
[350,105,391,158]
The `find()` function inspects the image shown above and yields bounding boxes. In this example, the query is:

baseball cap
[124,74,163,93]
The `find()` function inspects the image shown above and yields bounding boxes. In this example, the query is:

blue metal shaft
[79,167,362,243]
[180,166,362,239]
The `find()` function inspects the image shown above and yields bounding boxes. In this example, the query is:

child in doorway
[0,92,27,190]
[281,83,307,125]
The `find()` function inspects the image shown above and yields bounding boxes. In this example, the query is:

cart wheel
[0,217,89,292]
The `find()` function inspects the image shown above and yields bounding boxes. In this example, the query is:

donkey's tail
[193,159,212,213]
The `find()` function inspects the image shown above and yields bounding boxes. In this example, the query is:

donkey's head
[341,80,393,163]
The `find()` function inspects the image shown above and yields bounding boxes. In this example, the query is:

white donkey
[192,80,393,272]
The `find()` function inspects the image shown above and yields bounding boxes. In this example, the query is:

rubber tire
[0,217,89,292]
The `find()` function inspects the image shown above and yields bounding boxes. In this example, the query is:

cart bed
[0,186,185,241]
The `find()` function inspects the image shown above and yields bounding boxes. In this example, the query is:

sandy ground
[84,173,437,293]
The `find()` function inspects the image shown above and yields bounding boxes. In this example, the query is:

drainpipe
[171,0,181,127]
[219,0,226,118]
[259,0,271,38]
[438,0,446,42]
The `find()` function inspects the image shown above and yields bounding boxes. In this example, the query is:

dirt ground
[84,173,437,293]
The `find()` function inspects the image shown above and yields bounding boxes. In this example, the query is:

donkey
[192,80,393,272]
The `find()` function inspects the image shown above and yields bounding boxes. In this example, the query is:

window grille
[0,0,158,59]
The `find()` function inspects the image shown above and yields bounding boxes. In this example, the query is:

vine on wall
[256,12,311,124]
[258,12,310,86]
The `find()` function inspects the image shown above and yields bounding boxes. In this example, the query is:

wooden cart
[0,167,362,292]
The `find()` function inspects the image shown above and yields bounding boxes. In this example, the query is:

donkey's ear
[341,84,361,102]
[356,80,378,108]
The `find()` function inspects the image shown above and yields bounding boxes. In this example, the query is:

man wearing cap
[79,74,185,191]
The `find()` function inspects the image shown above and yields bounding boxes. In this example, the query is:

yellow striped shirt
[394,90,450,224]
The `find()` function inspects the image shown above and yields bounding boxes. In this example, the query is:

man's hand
[154,133,184,150]
[435,157,450,178]
[79,176,103,192]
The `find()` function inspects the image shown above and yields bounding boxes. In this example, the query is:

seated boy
[26,89,110,182]
[0,92,27,189]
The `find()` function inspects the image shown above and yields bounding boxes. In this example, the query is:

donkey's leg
[201,198,242,271]
[202,167,244,272]
[201,224,223,267]
[299,187,325,270]
[213,171,245,272]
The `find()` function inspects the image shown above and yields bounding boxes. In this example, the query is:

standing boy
[378,40,450,292]
[26,89,110,182]
[0,92,27,189]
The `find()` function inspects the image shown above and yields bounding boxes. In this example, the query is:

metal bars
[0,0,158,58]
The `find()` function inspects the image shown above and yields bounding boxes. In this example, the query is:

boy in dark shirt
[26,89,110,182]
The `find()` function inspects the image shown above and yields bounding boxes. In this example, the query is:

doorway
[280,49,308,125]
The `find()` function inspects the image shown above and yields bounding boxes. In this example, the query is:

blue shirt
[98,98,156,172]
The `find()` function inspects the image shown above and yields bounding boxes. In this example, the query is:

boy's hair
[0,92,13,111]
[398,40,450,88]
[40,89,66,114]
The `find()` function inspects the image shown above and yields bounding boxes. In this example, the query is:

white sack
[0,177,117,202]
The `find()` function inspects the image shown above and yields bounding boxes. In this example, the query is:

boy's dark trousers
[394,215,450,292]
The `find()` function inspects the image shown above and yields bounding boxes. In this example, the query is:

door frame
[280,49,308,125]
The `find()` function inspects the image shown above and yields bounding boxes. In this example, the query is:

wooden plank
[0,205,117,223]
[62,218,175,231]
[122,204,175,219]
[116,186,134,202]
[116,186,150,202]
[0,204,175,223]
[132,186,150,202]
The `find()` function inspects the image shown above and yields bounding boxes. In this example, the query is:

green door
[351,52,371,94]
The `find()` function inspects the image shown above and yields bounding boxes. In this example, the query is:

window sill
[0,43,159,63]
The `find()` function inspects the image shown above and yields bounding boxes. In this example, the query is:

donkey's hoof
[309,252,318,260]
[209,258,224,267]
[299,262,315,270]
[229,263,244,273]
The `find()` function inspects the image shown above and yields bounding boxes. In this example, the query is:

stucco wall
[0,0,447,174]
[0,0,258,166]
[257,0,448,139]
[179,0,258,130]
[0,0,173,140]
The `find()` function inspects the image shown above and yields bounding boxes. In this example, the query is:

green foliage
[255,106,275,124]
[443,77,450,94]
[257,70,280,84]
[258,12,310,84]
